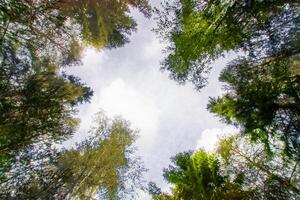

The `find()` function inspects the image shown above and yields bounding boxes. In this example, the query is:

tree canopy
[0,113,146,200]
[1,0,300,199]
[1,0,151,55]
[58,0,151,48]
[208,54,300,156]
[155,0,300,90]
[149,134,300,200]
[0,44,93,169]
[150,150,254,200]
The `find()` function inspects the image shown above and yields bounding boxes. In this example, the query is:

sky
[66,0,237,198]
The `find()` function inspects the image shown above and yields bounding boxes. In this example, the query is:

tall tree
[155,0,299,90]
[216,135,300,198]
[57,0,151,48]
[0,0,151,63]
[0,113,146,200]
[0,45,93,167]
[151,134,300,200]
[208,53,300,156]
[150,150,254,200]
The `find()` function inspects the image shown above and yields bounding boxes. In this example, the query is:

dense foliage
[0,113,145,199]
[155,0,300,90]
[149,135,300,199]
[0,48,92,169]
[208,54,300,156]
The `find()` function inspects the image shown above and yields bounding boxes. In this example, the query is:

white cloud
[196,126,238,152]
[97,78,160,149]
[137,190,151,200]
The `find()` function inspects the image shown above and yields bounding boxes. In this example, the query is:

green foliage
[216,135,235,165]
[0,44,93,169]
[208,54,300,156]
[0,113,145,200]
[153,135,300,200]
[159,150,253,200]
[58,115,138,199]
[155,0,300,90]
[58,0,151,49]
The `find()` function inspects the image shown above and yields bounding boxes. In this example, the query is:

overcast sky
[66,0,237,198]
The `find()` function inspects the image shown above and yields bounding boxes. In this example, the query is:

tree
[0,0,150,171]
[216,135,300,198]
[57,0,151,48]
[0,0,151,61]
[0,44,93,170]
[152,134,300,200]
[208,53,300,157]
[155,0,300,90]
[0,113,146,200]
[0,0,83,67]
[152,150,254,200]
